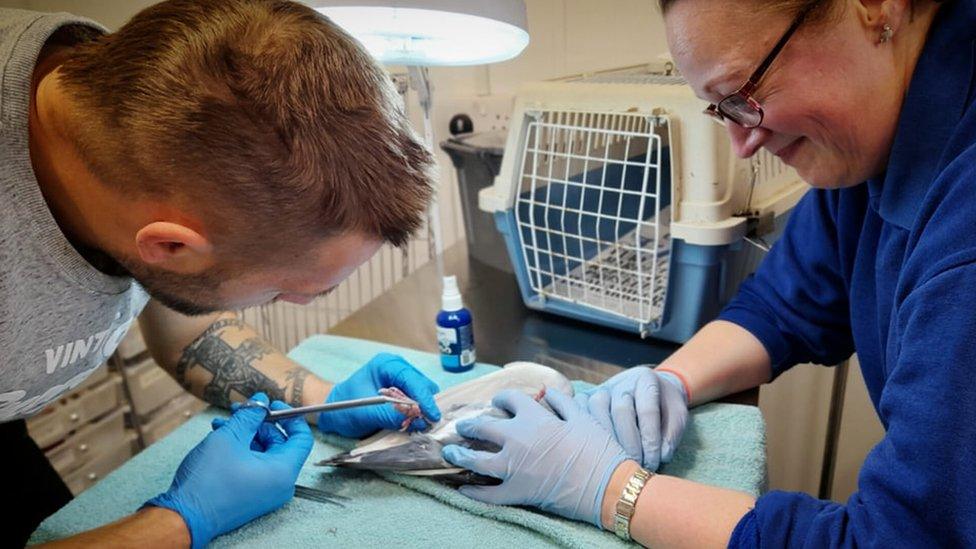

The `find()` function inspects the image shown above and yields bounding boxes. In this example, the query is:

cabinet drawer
[116,324,146,363]
[45,406,129,476]
[126,358,186,417]
[142,394,207,445]
[74,375,123,423]
[28,376,124,449]
[63,431,138,495]
[76,365,109,392]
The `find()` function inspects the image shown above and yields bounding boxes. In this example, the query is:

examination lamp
[303,0,530,267]
[303,0,530,66]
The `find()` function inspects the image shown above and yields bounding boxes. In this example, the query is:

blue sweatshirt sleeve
[729,260,976,548]
[718,189,859,376]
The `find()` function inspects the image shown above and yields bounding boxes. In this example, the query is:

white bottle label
[437,326,457,354]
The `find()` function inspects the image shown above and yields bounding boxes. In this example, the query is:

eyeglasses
[704,4,815,128]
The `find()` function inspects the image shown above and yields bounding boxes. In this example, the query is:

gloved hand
[210,402,289,452]
[145,393,313,549]
[317,353,442,438]
[442,388,628,527]
[574,366,688,470]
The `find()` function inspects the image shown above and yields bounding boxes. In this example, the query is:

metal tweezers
[243,394,416,422]
[294,484,351,508]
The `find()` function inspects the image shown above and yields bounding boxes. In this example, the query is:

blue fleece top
[719,1,976,547]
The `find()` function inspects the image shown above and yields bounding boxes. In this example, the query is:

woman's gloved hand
[442,388,628,527]
[144,393,313,549]
[574,366,689,470]
[317,353,442,438]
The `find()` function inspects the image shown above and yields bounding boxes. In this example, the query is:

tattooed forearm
[284,368,309,408]
[174,318,244,386]
[175,318,286,408]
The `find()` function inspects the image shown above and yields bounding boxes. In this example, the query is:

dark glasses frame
[704,3,816,128]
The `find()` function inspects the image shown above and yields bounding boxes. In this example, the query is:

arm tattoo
[176,318,286,408]
[284,368,309,408]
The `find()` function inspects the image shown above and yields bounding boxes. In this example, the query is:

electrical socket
[436,94,515,136]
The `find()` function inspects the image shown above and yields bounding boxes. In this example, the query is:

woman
[443,0,975,546]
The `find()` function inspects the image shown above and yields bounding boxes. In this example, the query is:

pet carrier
[479,73,808,342]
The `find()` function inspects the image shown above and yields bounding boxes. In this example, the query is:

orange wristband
[654,367,692,404]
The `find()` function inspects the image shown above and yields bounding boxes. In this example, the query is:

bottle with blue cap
[436,275,476,372]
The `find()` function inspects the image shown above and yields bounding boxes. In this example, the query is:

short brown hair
[58,0,434,250]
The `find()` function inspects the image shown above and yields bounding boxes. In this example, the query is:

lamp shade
[304,0,529,66]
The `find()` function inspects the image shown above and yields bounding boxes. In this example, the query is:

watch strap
[613,467,653,541]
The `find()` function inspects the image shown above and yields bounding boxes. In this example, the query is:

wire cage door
[513,110,672,334]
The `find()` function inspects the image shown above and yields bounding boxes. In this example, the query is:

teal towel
[31,335,766,548]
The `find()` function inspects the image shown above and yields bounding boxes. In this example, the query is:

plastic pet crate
[479,72,808,342]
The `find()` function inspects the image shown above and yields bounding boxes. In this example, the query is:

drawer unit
[27,375,124,449]
[115,323,147,363]
[126,358,186,418]
[63,431,138,495]
[45,406,129,476]
[142,393,208,445]
[76,365,110,392]
[28,345,207,498]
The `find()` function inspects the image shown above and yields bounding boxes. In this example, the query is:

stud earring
[879,23,894,44]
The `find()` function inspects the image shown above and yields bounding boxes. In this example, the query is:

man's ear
[134,222,215,274]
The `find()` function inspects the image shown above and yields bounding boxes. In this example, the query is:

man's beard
[115,256,231,316]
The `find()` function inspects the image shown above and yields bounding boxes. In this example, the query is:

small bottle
[436,275,476,372]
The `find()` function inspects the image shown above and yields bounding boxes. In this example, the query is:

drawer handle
[69,413,80,422]
[78,444,89,453]
[87,472,98,481]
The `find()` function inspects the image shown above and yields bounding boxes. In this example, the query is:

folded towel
[32,334,766,548]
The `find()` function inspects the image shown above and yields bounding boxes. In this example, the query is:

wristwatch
[613,467,653,541]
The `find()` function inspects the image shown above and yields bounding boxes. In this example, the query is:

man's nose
[726,123,770,159]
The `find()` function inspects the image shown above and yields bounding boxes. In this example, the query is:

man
[1,0,443,545]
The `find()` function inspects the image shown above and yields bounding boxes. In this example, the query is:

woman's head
[660,0,942,188]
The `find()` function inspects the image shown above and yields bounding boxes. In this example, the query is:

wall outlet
[437,94,515,136]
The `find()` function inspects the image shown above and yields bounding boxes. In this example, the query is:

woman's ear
[134,221,215,274]
[854,0,910,37]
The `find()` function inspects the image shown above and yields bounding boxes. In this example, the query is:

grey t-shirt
[0,8,149,422]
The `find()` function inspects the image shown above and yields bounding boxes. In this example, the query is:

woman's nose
[726,123,770,158]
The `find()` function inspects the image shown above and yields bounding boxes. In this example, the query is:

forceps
[242,394,416,422]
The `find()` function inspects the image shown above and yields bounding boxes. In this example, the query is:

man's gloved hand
[573,366,688,471]
[145,393,313,549]
[442,389,628,527]
[317,353,442,438]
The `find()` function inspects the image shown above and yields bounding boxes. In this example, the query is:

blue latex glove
[317,353,442,438]
[442,388,628,527]
[211,401,287,452]
[574,366,688,471]
[145,393,313,549]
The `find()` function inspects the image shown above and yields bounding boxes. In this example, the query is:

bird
[317,362,573,485]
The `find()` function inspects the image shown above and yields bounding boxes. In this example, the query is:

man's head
[45,0,434,314]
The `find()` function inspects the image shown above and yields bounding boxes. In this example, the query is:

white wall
[428,0,668,97]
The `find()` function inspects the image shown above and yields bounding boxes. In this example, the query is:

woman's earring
[879,23,894,44]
